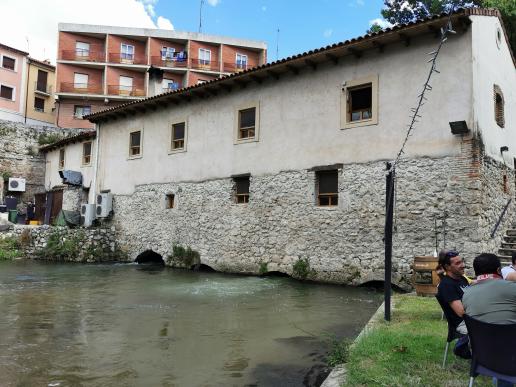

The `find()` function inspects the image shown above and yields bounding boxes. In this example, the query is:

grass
[0,237,22,260]
[343,294,493,387]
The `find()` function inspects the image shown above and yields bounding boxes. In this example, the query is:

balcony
[107,84,146,97]
[223,62,249,73]
[150,56,188,68]
[34,81,52,96]
[162,83,180,93]
[190,59,219,72]
[61,49,105,62]
[59,82,103,95]
[108,53,147,65]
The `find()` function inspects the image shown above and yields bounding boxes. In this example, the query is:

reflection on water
[0,261,381,387]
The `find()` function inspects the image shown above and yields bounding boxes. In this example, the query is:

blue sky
[153,0,387,61]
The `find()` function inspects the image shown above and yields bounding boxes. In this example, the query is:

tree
[367,23,384,34]
[380,0,515,54]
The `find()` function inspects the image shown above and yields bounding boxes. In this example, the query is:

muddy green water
[0,261,381,387]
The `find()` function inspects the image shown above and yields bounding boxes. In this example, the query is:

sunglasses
[445,251,460,258]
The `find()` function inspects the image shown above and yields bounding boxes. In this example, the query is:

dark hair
[473,253,501,276]
[436,249,459,272]
[511,251,516,265]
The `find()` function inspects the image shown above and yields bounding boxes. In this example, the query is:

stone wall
[107,134,514,289]
[1,225,124,263]
[0,119,83,208]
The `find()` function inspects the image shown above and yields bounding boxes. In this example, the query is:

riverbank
[338,294,493,387]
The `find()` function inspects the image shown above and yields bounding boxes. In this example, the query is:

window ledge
[234,137,258,145]
[127,155,142,160]
[315,205,339,211]
[0,97,14,102]
[342,119,377,130]
[168,148,186,155]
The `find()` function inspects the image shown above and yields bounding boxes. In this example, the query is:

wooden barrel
[413,256,440,296]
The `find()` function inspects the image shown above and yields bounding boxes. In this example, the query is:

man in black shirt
[436,250,469,331]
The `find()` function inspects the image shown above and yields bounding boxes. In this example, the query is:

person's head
[511,251,516,266]
[473,253,501,276]
[437,250,464,278]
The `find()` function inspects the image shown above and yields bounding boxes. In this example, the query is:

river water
[0,261,381,387]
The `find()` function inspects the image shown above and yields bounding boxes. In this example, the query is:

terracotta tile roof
[0,42,29,56]
[86,8,511,123]
[39,131,96,153]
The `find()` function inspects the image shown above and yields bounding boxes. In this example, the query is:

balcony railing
[223,62,249,73]
[59,82,103,94]
[108,53,147,65]
[190,58,220,72]
[35,81,52,95]
[107,84,146,97]
[162,83,180,93]
[150,56,188,68]
[61,49,105,62]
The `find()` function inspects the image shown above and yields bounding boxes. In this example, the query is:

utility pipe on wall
[92,122,101,205]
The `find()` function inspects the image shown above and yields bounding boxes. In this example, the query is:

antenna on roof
[25,36,29,53]
[276,28,280,61]
[199,0,205,33]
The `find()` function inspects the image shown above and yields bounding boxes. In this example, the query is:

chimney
[147,66,164,97]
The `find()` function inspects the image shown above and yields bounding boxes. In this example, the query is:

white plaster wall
[45,140,95,191]
[97,30,474,195]
[471,15,516,164]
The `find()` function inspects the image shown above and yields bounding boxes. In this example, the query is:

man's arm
[506,272,516,281]
[450,300,465,317]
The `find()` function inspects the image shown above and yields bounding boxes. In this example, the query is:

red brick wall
[56,100,123,129]
[106,67,145,90]
[56,64,104,93]
[162,71,184,88]
[107,35,147,64]
[189,41,220,64]
[58,32,105,61]
[188,71,218,85]
[149,38,186,61]
[222,45,261,71]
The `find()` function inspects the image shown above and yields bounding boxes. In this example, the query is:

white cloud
[207,0,220,6]
[323,29,333,38]
[368,18,394,29]
[0,0,174,64]
[157,16,174,30]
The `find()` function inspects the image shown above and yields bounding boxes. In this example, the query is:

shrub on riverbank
[167,244,201,269]
[0,237,22,260]
[342,295,492,386]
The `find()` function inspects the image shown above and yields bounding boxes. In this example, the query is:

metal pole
[384,162,395,321]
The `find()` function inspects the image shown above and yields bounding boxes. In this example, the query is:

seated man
[501,251,516,281]
[436,250,469,333]
[463,253,516,387]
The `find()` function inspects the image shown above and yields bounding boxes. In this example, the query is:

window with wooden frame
[234,176,250,204]
[171,122,185,151]
[83,142,92,165]
[34,97,45,112]
[316,170,338,207]
[494,85,504,128]
[0,85,14,100]
[1,56,15,71]
[341,75,378,129]
[166,193,175,209]
[238,107,256,140]
[129,130,141,157]
[58,148,65,170]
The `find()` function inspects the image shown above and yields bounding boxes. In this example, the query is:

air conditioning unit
[80,204,96,227]
[96,193,113,218]
[8,178,26,192]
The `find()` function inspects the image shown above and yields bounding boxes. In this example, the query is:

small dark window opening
[59,148,65,170]
[495,91,504,128]
[166,193,175,209]
[349,84,372,122]
[503,174,509,194]
[172,122,185,150]
[317,170,338,206]
[0,85,13,100]
[34,97,45,112]
[83,142,92,165]
[234,176,250,204]
[238,107,256,139]
[2,56,15,70]
[130,131,141,156]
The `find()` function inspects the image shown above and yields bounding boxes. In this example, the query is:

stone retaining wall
[107,144,514,289]
[1,225,124,263]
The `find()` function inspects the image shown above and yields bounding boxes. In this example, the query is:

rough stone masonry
[108,134,515,290]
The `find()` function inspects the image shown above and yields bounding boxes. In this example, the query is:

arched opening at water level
[359,280,405,292]
[135,250,165,266]
[262,271,290,278]
[194,264,216,272]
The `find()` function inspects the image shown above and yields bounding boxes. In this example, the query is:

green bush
[38,133,65,146]
[167,243,201,268]
[258,261,268,275]
[0,237,22,260]
[324,334,350,367]
[292,257,314,280]
[35,229,83,260]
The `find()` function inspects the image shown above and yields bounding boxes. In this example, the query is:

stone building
[44,9,515,288]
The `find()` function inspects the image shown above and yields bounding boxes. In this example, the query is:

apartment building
[55,23,267,129]
[0,43,28,122]
[25,58,56,125]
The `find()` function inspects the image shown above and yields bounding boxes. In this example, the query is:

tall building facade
[55,23,267,129]
[0,43,28,122]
